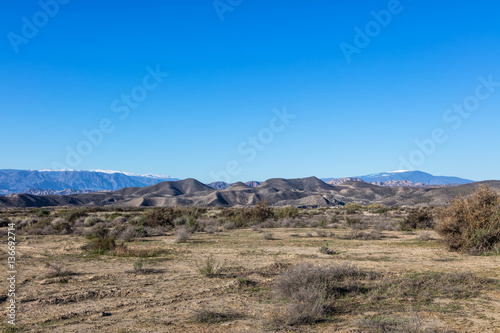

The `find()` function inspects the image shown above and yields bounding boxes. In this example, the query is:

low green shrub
[87,236,116,255]
[196,255,225,278]
[345,202,362,214]
[275,206,300,219]
[400,209,434,230]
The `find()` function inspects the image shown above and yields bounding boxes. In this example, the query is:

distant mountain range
[358,170,474,185]
[0,169,475,197]
[321,171,474,187]
[0,169,177,195]
[207,171,474,190]
[15,188,99,196]
[207,181,262,190]
[1,176,498,208]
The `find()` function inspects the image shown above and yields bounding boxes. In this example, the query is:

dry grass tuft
[196,255,225,278]
[340,229,383,240]
[417,231,434,241]
[44,263,75,279]
[173,225,192,243]
[356,312,444,333]
[262,232,274,240]
[269,262,369,326]
[318,245,337,255]
[191,307,241,324]
[112,244,168,257]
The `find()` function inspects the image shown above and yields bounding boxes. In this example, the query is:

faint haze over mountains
[1,2,500,181]
[0,174,497,209]
[0,169,475,195]
[0,169,177,195]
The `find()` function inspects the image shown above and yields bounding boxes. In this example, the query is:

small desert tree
[436,185,500,255]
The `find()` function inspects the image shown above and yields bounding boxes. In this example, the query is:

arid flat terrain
[1,206,499,332]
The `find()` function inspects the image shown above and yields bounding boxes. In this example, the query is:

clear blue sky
[1,0,499,183]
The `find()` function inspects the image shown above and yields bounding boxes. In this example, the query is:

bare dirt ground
[1,216,499,332]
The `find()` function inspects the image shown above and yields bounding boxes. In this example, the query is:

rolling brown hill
[1,177,499,208]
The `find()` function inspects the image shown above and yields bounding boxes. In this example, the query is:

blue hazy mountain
[358,170,474,185]
[0,169,178,194]
[322,171,474,186]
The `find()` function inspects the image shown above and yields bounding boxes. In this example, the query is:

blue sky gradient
[1,0,499,182]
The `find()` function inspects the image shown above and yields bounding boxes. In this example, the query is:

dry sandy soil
[1,215,499,332]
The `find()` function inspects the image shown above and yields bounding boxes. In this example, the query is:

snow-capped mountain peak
[89,169,171,178]
[358,170,473,185]
[37,169,172,179]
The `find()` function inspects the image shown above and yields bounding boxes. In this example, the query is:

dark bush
[34,208,51,217]
[143,208,178,227]
[243,201,275,224]
[220,201,275,228]
[0,218,10,227]
[31,218,52,230]
[133,226,148,237]
[87,236,116,255]
[275,206,300,219]
[147,206,206,227]
[400,209,435,231]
